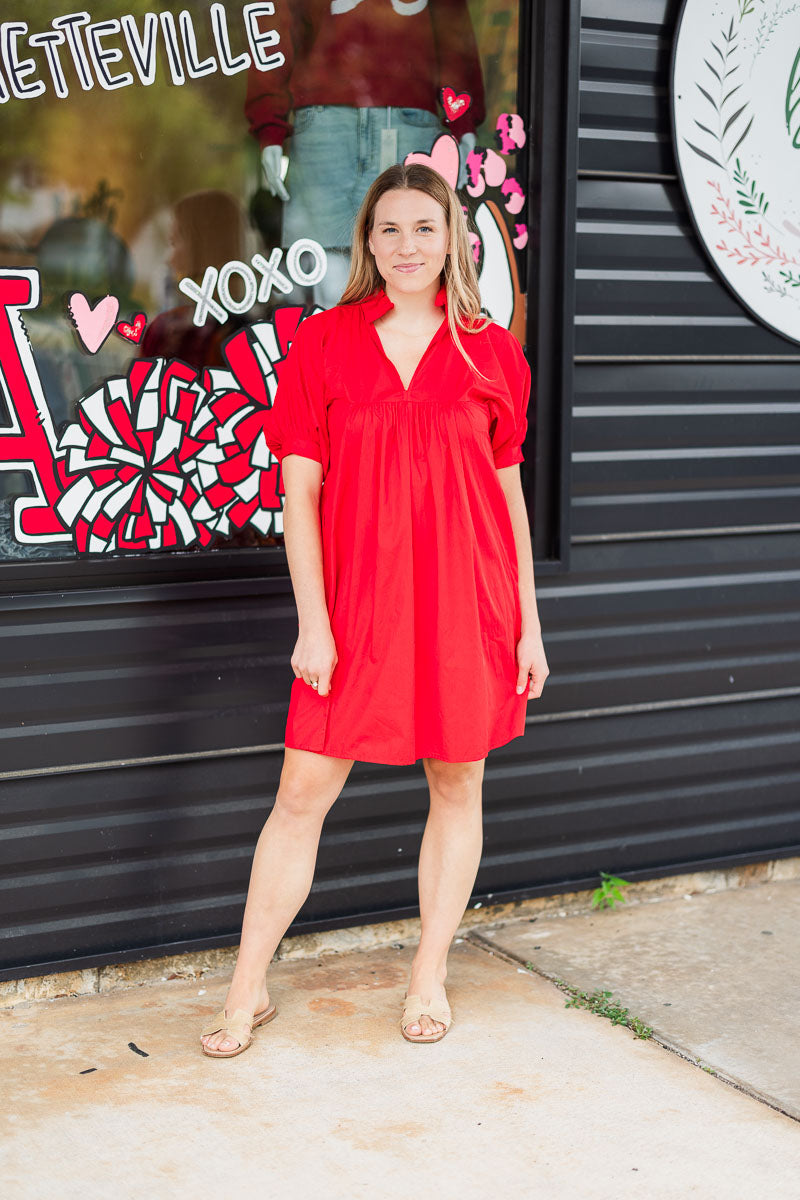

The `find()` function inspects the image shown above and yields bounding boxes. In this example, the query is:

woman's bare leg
[405,757,486,1036]
[201,746,355,1052]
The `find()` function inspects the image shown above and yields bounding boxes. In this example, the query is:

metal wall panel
[3,676,799,977]
[572,361,800,537]
[575,179,800,358]
[0,579,296,775]
[561,0,800,921]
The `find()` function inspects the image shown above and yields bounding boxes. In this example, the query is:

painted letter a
[0,270,70,543]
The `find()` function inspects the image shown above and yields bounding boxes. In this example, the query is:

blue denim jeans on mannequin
[281,105,444,249]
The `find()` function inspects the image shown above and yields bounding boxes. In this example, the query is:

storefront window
[0,0,527,561]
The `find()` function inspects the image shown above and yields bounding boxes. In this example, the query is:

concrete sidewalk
[3,874,800,1199]
[478,873,800,1122]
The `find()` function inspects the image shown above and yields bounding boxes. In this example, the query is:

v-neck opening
[369,314,448,395]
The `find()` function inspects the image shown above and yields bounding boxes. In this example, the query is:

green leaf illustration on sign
[733,158,770,214]
[786,46,800,147]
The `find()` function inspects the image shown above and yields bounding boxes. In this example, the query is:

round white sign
[672,1,800,345]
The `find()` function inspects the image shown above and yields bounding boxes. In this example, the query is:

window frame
[0,0,576,594]
[519,0,579,574]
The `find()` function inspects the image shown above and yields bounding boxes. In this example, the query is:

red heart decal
[116,313,146,343]
[441,87,472,123]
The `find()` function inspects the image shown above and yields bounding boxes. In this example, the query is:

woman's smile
[368,188,450,292]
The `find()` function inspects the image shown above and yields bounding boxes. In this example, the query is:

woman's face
[367,188,449,297]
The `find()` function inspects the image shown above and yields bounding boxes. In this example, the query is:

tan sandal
[199,1003,277,1058]
[400,992,452,1043]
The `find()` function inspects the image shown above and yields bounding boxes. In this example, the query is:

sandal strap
[401,994,452,1029]
[199,1007,254,1043]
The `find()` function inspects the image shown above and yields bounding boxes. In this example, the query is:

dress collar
[360,281,447,322]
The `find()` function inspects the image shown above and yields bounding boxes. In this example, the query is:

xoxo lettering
[178,238,328,325]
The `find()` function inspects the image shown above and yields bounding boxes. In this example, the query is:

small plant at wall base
[590,871,632,909]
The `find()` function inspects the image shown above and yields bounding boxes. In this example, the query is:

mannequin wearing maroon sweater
[245,0,485,264]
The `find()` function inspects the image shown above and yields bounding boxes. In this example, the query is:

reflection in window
[0,1,525,562]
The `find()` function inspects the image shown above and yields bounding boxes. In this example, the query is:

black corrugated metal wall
[2,0,799,980]
[567,0,800,876]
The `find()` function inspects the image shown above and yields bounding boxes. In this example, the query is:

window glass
[0,0,526,561]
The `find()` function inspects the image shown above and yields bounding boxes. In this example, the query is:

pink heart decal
[68,292,120,354]
[116,313,147,343]
[441,87,472,123]
[405,134,460,191]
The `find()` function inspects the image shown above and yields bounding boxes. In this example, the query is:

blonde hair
[339,162,493,378]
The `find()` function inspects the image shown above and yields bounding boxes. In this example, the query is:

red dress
[261,283,531,765]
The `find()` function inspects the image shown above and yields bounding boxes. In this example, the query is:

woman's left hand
[515,628,549,699]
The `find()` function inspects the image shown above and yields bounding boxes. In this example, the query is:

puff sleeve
[261,315,330,480]
[488,329,531,469]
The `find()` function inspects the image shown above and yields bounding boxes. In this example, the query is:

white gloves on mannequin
[260,144,290,201]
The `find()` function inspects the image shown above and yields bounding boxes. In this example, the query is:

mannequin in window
[245,0,485,307]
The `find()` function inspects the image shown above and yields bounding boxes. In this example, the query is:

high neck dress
[260,282,532,765]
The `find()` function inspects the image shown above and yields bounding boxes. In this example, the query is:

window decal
[0,7,528,558]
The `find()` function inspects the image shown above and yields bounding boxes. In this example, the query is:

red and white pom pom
[56,359,213,553]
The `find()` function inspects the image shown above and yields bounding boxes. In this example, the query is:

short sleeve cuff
[274,438,323,467]
[493,446,524,468]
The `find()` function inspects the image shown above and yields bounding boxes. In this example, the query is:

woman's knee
[423,757,485,802]
[273,747,354,820]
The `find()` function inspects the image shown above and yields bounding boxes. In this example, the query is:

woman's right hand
[291,623,338,697]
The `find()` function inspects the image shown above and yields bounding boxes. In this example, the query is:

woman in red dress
[200,163,549,1056]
